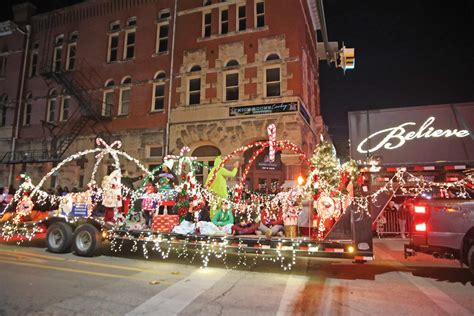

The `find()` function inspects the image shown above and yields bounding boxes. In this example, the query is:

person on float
[231,210,259,236]
[157,159,176,215]
[172,200,203,235]
[257,202,284,238]
[205,156,239,218]
[198,201,234,235]
[101,168,123,224]
[141,181,157,229]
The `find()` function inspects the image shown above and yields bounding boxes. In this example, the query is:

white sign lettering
[357,117,471,154]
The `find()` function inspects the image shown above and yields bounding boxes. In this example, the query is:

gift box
[152,214,179,233]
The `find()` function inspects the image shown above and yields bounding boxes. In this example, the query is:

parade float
[0,125,472,271]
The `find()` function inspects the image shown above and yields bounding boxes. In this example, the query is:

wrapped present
[152,214,179,233]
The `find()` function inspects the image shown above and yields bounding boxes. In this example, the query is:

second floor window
[256,1,265,28]
[153,84,165,111]
[108,34,119,62]
[157,23,169,53]
[119,77,131,115]
[220,9,229,34]
[124,30,135,59]
[23,94,32,125]
[47,91,57,122]
[225,72,239,101]
[66,43,76,71]
[60,95,70,121]
[238,5,246,31]
[203,12,212,38]
[189,77,201,105]
[265,67,280,97]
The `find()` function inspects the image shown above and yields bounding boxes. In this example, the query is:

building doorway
[192,145,221,184]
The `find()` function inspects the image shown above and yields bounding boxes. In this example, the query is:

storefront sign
[229,102,297,116]
[348,104,474,164]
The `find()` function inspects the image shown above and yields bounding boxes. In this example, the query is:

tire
[73,224,102,257]
[46,222,73,253]
[468,244,474,276]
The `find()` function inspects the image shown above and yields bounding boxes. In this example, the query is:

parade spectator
[399,199,412,238]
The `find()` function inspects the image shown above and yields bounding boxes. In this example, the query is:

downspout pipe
[8,24,31,186]
[164,0,178,156]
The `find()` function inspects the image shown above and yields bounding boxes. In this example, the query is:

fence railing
[375,210,412,238]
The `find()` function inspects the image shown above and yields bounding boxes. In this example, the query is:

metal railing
[375,210,412,238]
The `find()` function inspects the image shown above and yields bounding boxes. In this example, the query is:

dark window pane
[155,98,164,110]
[155,84,164,96]
[189,92,200,105]
[257,15,265,27]
[226,87,238,101]
[205,26,211,37]
[126,46,134,59]
[256,2,264,14]
[239,20,246,31]
[205,13,211,24]
[226,73,238,86]
[190,78,201,91]
[150,147,163,157]
[111,36,118,48]
[222,10,228,20]
[239,6,246,17]
[222,23,228,34]
[267,83,280,96]
[127,32,135,45]
[159,25,169,37]
[110,50,117,61]
[159,39,168,52]
[266,68,280,81]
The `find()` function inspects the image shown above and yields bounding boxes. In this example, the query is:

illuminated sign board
[348,104,474,164]
[229,102,297,116]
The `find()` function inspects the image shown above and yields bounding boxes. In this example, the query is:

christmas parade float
[0,125,472,270]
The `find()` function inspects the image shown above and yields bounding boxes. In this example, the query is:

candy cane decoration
[267,124,276,162]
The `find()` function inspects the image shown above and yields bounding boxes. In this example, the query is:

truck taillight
[415,223,427,232]
[414,206,426,214]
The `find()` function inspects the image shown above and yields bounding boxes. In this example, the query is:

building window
[157,22,169,53]
[23,94,32,125]
[220,9,229,35]
[110,21,120,32]
[152,71,166,112]
[203,0,212,5]
[265,67,280,97]
[103,80,114,116]
[60,94,70,121]
[52,44,63,72]
[127,17,137,27]
[0,56,6,77]
[47,90,57,122]
[119,77,131,115]
[124,30,135,60]
[188,78,201,105]
[159,9,170,19]
[29,46,38,77]
[70,31,78,41]
[0,95,7,127]
[237,5,246,31]
[255,1,265,28]
[224,60,239,101]
[108,34,119,62]
[66,43,76,71]
[149,146,163,157]
[192,146,221,184]
[203,12,212,38]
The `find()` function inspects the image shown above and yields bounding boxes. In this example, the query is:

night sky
[2,1,474,156]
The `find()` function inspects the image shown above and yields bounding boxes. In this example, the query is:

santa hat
[163,159,174,170]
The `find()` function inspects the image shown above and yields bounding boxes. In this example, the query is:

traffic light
[338,46,355,72]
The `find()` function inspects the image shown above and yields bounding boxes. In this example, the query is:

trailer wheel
[468,244,474,275]
[46,222,73,253]
[73,224,102,257]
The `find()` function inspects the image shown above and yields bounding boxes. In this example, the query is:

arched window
[154,71,166,80]
[23,94,32,125]
[119,77,131,115]
[266,53,280,61]
[188,66,201,105]
[225,59,239,67]
[190,65,201,72]
[47,89,57,123]
[192,145,221,184]
[103,80,114,116]
[0,94,8,127]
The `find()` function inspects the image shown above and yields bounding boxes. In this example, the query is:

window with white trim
[265,67,280,97]
[148,146,163,157]
[237,5,246,31]
[29,42,39,77]
[108,22,120,62]
[60,94,70,121]
[23,94,32,125]
[220,9,229,34]
[103,80,114,116]
[119,77,131,115]
[66,42,76,71]
[159,9,171,19]
[124,30,135,60]
[203,0,212,5]
[52,35,63,72]
[47,90,57,122]
[224,60,239,101]
[203,12,212,38]
[188,78,201,105]
[157,22,169,53]
[127,17,137,27]
[255,1,265,28]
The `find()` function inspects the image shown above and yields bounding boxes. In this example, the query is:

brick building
[0,0,333,191]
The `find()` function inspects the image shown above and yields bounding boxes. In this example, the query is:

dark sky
[2,1,474,155]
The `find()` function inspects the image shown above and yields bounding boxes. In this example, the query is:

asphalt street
[0,238,473,315]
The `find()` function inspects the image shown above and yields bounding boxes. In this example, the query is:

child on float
[231,203,259,235]
[257,201,284,238]
[198,200,233,236]
[141,181,157,229]
[172,200,211,235]
[157,160,176,215]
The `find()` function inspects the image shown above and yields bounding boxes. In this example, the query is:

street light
[297,176,305,186]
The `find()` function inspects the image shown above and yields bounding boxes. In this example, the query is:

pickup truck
[404,198,474,274]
